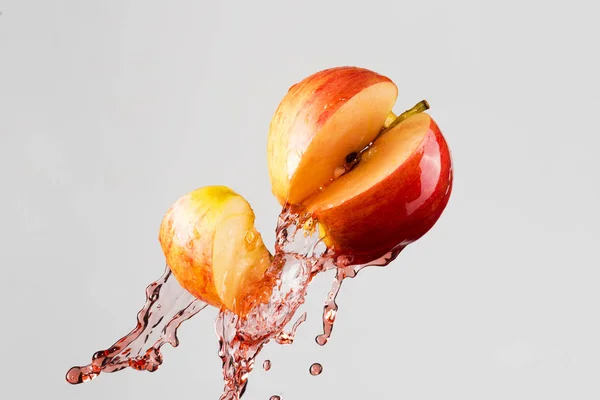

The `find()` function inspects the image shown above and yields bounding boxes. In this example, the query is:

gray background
[1,0,599,399]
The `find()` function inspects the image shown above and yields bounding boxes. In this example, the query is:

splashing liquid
[66,267,207,384]
[66,207,403,399]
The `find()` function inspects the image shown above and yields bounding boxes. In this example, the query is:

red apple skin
[283,66,392,128]
[310,116,453,264]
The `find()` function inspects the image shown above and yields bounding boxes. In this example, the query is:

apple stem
[385,100,430,131]
[382,112,398,128]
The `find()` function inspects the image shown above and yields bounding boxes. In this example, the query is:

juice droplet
[65,366,98,384]
[263,360,271,371]
[270,396,281,400]
[309,363,323,376]
[315,335,328,346]
[244,229,257,250]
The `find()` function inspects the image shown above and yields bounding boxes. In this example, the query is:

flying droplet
[263,359,271,371]
[309,363,323,376]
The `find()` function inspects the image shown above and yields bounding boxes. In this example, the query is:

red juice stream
[214,208,404,399]
[316,246,404,347]
[215,209,330,399]
[66,266,207,383]
[66,207,403,399]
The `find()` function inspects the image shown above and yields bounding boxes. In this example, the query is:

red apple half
[267,67,453,263]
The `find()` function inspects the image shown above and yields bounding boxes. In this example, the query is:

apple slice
[303,113,453,263]
[158,186,272,314]
[268,66,398,205]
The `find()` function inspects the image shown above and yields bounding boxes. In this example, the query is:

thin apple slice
[212,199,271,314]
[303,113,453,263]
[268,67,398,205]
[159,186,272,313]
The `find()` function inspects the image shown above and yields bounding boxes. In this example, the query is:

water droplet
[263,359,271,371]
[193,227,201,239]
[244,230,257,250]
[309,363,323,376]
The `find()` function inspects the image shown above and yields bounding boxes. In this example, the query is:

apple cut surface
[159,186,271,313]
[268,67,398,205]
[212,200,272,313]
[303,113,453,263]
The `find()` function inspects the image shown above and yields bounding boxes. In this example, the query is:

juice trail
[66,267,207,384]
[316,246,403,347]
[66,207,403,399]
[214,208,404,399]
[215,208,330,399]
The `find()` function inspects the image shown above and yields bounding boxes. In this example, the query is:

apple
[267,66,398,205]
[303,113,452,263]
[158,186,272,314]
[267,67,453,263]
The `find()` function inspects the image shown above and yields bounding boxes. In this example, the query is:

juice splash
[67,207,403,399]
[66,267,207,384]
[215,208,328,399]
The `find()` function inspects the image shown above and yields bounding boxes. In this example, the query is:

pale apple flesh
[303,113,453,264]
[268,67,398,205]
[212,204,273,313]
[158,186,272,314]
